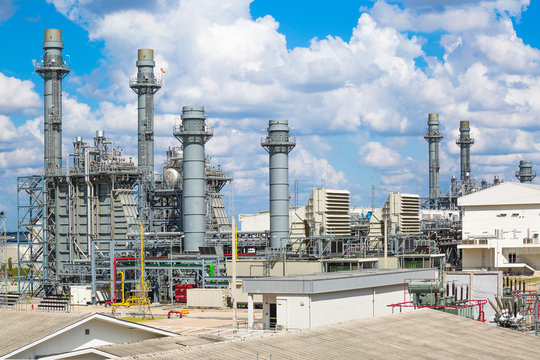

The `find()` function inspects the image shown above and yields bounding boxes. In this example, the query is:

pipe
[66,153,74,262]
[261,120,296,248]
[110,256,215,303]
[84,150,94,254]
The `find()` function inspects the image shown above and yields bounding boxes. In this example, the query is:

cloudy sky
[1,0,540,230]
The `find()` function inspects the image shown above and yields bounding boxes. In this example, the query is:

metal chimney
[174,106,213,251]
[456,121,474,182]
[424,113,442,204]
[261,120,296,248]
[516,160,536,183]
[36,29,70,175]
[130,49,162,181]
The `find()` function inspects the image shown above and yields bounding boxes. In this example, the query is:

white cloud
[0,73,41,115]
[359,141,403,169]
[9,0,540,219]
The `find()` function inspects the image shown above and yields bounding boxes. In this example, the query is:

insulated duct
[174,106,213,251]
[36,29,70,175]
[424,113,442,202]
[456,121,474,182]
[261,120,296,248]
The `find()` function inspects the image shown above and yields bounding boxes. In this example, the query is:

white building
[0,310,175,359]
[458,182,540,274]
[242,268,437,330]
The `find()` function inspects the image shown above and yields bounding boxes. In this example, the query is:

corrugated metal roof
[96,334,225,357]
[243,268,437,294]
[459,182,540,207]
[0,309,89,356]
[117,309,540,359]
[0,309,176,357]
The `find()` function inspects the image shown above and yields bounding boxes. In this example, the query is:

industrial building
[3,29,538,341]
[242,268,437,330]
[459,182,540,274]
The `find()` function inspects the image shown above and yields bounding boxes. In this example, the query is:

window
[497,213,507,217]
[85,329,90,335]
[509,253,517,264]
[512,213,519,217]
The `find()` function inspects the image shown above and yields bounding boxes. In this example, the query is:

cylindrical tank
[515,160,536,183]
[176,106,213,251]
[261,120,296,248]
[37,29,70,174]
[456,121,474,182]
[424,113,442,201]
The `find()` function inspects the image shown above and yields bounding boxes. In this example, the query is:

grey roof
[96,334,225,357]
[0,309,89,356]
[0,309,176,357]
[243,268,437,294]
[118,309,540,360]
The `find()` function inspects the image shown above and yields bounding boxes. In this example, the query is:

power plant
[8,29,539,320]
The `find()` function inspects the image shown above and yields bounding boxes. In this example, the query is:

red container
[174,284,197,303]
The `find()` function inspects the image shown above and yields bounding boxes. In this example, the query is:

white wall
[462,204,540,269]
[275,284,410,330]
[16,318,165,359]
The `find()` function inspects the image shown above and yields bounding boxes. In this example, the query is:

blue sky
[1,0,540,230]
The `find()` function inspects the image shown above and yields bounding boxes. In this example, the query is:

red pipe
[110,256,167,304]
[223,252,256,256]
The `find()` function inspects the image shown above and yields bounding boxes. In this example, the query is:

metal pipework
[456,121,474,182]
[130,49,162,180]
[35,29,70,175]
[261,120,296,248]
[424,113,443,201]
[173,106,213,251]
[516,160,536,183]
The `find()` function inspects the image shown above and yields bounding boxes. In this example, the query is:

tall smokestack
[456,121,474,182]
[424,113,442,203]
[174,106,213,251]
[36,29,70,175]
[130,49,161,224]
[516,160,536,183]
[130,49,162,181]
[261,120,296,248]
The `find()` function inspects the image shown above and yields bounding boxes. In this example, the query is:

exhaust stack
[36,29,70,175]
[130,49,162,180]
[516,160,536,183]
[261,120,296,248]
[424,113,442,203]
[174,106,213,251]
[456,121,474,182]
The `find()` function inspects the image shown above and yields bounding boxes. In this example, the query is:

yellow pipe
[119,271,125,303]
[140,223,144,285]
